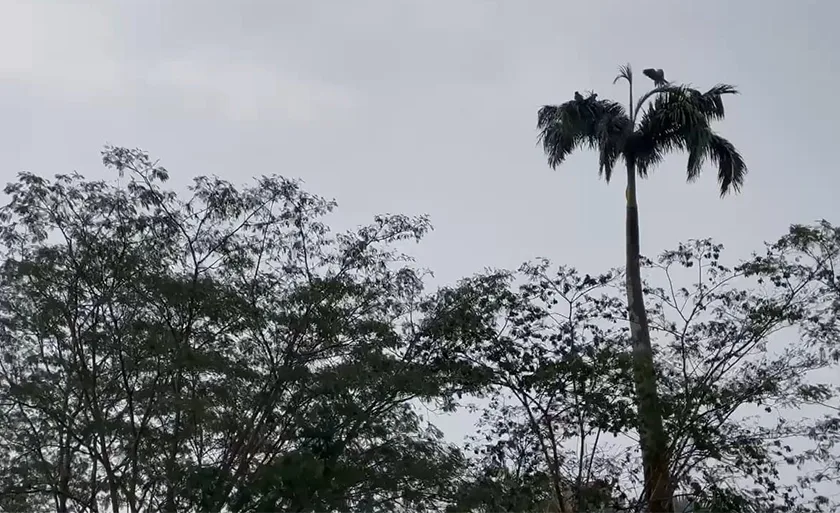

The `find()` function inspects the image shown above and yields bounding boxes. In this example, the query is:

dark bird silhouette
[574,91,584,102]
[643,68,669,87]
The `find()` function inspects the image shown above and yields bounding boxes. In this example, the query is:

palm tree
[535,64,747,513]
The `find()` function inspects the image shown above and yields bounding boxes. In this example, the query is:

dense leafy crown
[537,66,747,196]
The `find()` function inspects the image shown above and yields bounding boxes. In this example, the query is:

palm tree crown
[537,66,747,196]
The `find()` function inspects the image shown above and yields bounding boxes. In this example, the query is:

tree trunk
[624,160,674,513]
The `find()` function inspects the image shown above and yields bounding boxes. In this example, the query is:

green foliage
[536,65,747,196]
[439,230,840,512]
[0,146,837,513]
[0,147,465,513]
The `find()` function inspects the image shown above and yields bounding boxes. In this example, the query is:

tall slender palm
[536,64,747,513]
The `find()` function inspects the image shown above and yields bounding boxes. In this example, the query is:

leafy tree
[423,266,635,512]
[740,221,840,510]
[432,227,837,512]
[1,145,835,513]
[0,147,471,513]
[536,64,747,512]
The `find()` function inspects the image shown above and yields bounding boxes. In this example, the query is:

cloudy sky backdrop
[2,0,838,440]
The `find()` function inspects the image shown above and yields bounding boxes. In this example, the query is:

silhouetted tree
[0,148,473,513]
[536,64,747,512]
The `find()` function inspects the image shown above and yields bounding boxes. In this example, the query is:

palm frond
[633,84,740,174]
[630,139,665,178]
[690,84,739,120]
[537,104,580,168]
[686,130,714,182]
[613,63,633,85]
[634,83,738,126]
[633,87,712,175]
[536,96,631,174]
[632,87,746,193]
[707,133,747,196]
[595,110,633,181]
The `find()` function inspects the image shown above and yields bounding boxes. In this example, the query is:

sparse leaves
[448,228,840,512]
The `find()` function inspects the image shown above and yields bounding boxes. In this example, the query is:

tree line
[0,65,837,512]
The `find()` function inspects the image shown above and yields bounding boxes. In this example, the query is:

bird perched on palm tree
[643,68,669,86]
[535,64,746,513]
[537,64,746,198]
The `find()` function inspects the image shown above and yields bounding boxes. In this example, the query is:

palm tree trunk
[624,159,674,513]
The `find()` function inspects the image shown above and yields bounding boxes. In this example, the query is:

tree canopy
[0,148,836,512]
[537,67,747,195]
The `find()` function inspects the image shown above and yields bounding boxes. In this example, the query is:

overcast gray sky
[2,0,839,281]
[2,0,839,450]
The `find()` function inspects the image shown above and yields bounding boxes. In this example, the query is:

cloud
[144,56,357,123]
[0,1,122,97]
[0,0,357,122]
